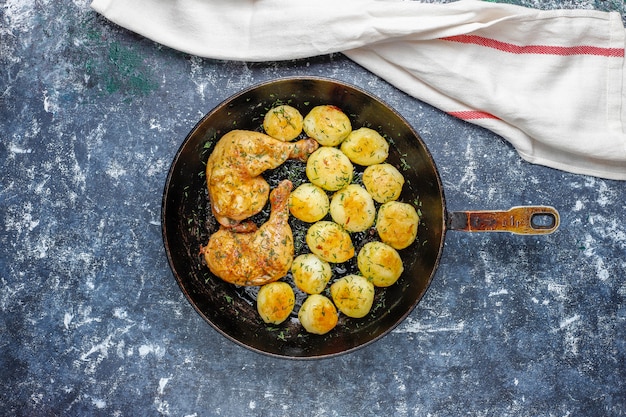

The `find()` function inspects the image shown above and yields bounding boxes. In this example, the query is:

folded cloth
[90,0,626,180]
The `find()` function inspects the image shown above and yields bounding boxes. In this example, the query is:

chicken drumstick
[201,180,295,286]
[205,130,318,228]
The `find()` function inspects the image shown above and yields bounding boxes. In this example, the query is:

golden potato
[376,201,419,250]
[362,163,405,203]
[305,146,354,191]
[303,105,352,146]
[291,253,332,294]
[329,184,376,233]
[330,274,375,318]
[256,282,295,324]
[357,241,404,287]
[263,105,303,142]
[340,127,389,166]
[298,294,339,335]
[305,220,354,263]
[288,183,329,223]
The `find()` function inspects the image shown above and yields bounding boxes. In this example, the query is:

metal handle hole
[531,213,557,230]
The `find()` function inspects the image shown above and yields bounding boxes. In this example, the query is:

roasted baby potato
[376,201,419,250]
[306,146,354,191]
[357,241,404,287]
[330,274,375,318]
[303,105,352,146]
[329,184,376,233]
[263,105,304,141]
[291,253,332,294]
[305,220,354,263]
[298,294,339,335]
[340,127,389,166]
[288,182,330,223]
[256,281,296,324]
[362,163,405,203]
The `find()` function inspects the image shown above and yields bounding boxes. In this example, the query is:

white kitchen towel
[90,0,626,180]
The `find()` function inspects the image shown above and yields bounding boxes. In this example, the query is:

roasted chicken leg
[201,180,295,286]
[205,130,318,228]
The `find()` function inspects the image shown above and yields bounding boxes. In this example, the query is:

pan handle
[446,206,560,235]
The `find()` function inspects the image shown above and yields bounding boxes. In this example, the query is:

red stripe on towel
[442,35,624,57]
[448,110,500,120]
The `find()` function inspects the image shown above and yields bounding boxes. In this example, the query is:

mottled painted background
[1,0,625,416]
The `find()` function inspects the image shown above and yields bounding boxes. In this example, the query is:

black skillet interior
[162,76,446,358]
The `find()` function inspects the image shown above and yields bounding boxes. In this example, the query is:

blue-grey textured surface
[1,1,625,416]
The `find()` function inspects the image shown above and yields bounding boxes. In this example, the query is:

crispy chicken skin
[201,180,295,286]
[205,130,318,228]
